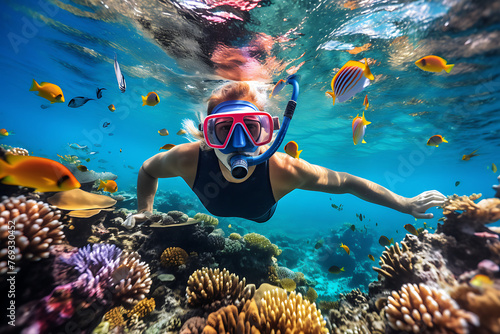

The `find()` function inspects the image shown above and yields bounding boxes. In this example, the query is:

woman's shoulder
[170,142,200,165]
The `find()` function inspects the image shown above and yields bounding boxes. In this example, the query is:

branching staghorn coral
[372,241,414,283]
[160,246,189,267]
[0,195,64,274]
[186,267,255,310]
[385,283,479,334]
[443,194,500,226]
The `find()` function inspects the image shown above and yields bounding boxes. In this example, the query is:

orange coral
[104,306,126,329]
[127,297,155,318]
[443,194,500,225]
[160,247,189,267]
[385,283,479,334]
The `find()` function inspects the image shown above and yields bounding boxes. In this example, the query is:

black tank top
[191,148,277,222]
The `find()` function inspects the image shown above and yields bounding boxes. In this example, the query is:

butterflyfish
[97,179,118,193]
[326,58,374,106]
[379,235,394,247]
[158,128,169,136]
[404,223,419,236]
[415,56,454,73]
[284,141,302,159]
[328,266,344,274]
[368,254,375,261]
[340,242,350,255]
[160,144,176,151]
[142,92,160,106]
[269,79,286,98]
[0,154,80,192]
[427,135,448,147]
[363,95,369,110]
[352,111,371,145]
[29,79,64,103]
[114,53,126,93]
[462,150,479,161]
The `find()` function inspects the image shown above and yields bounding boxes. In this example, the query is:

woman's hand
[123,211,152,229]
[406,190,446,219]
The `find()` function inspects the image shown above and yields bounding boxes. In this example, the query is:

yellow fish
[97,179,118,193]
[470,274,493,288]
[415,55,454,73]
[0,129,9,137]
[352,111,371,145]
[462,150,479,161]
[108,104,116,112]
[404,223,419,236]
[328,266,345,274]
[426,135,448,147]
[284,141,302,159]
[228,224,232,228]
[492,163,497,173]
[76,165,88,172]
[368,254,375,261]
[177,129,187,135]
[142,92,160,106]
[30,79,65,103]
[363,95,369,110]
[158,128,169,136]
[340,242,350,255]
[326,58,374,106]
[379,235,394,247]
[160,144,176,151]
[0,154,80,192]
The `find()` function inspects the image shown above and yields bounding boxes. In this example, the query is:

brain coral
[186,267,255,310]
[385,283,479,334]
[243,232,281,256]
[160,247,189,267]
[0,195,64,274]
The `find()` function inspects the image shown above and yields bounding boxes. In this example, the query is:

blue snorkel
[229,75,299,179]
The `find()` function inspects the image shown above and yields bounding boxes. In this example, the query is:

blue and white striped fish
[326,58,374,106]
[114,53,126,93]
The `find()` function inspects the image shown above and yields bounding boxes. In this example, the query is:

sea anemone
[0,195,64,274]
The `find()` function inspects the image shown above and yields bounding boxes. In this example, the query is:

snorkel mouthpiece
[229,75,299,179]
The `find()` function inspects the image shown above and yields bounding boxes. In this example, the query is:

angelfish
[114,53,126,93]
[352,111,371,145]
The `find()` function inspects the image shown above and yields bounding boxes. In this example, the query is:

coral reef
[127,297,156,318]
[0,195,64,274]
[372,241,414,283]
[161,246,189,267]
[6,146,29,155]
[104,306,126,329]
[180,316,206,334]
[280,277,296,292]
[194,212,219,226]
[229,232,242,240]
[113,251,152,305]
[186,267,255,310]
[443,193,500,226]
[385,283,479,333]
[243,232,282,256]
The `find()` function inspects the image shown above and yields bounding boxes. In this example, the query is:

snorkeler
[127,79,445,226]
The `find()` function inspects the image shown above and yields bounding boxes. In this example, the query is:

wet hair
[183,81,269,148]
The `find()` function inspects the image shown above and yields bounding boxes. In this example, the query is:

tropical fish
[160,144,176,151]
[455,181,460,187]
[438,217,445,222]
[142,92,160,107]
[314,239,324,249]
[356,213,364,222]
[328,266,345,274]
[427,135,448,147]
[492,163,497,173]
[158,128,169,136]
[103,122,111,128]
[114,53,126,93]
[350,224,355,232]
[415,55,454,73]
[352,111,371,145]
[326,58,374,106]
[379,236,394,247]
[119,149,122,153]
[462,150,479,161]
[269,79,286,98]
[469,274,493,288]
[68,97,94,108]
[0,154,80,192]
[368,254,375,261]
[96,87,106,99]
[30,79,64,103]
[69,143,88,150]
[228,224,232,229]
[363,95,369,110]
[40,104,50,109]
[76,165,88,172]
[177,129,187,135]
[85,158,91,162]
[97,179,118,193]
[0,129,9,137]
[284,141,302,159]
[404,223,419,236]
[340,243,350,255]
[108,104,116,112]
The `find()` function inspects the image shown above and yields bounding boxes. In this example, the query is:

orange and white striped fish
[326,59,374,106]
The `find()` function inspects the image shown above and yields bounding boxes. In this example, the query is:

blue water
[2,0,499,295]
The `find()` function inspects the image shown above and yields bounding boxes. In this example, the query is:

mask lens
[214,118,234,144]
[243,117,262,141]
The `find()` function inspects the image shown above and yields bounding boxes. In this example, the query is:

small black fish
[96,87,106,99]
[350,224,355,231]
[359,214,363,222]
[40,104,50,109]
[103,122,111,128]
[68,97,94,108]
[455,181,460,187]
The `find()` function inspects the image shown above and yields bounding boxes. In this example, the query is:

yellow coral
[243,232,282,256]
[229,232,242,240]
[104,306,126,329]
[385,283,479,334]
[280,278,296,292]
[194,213,219,226]
[127,297,155,318]
[160,247,189,267]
